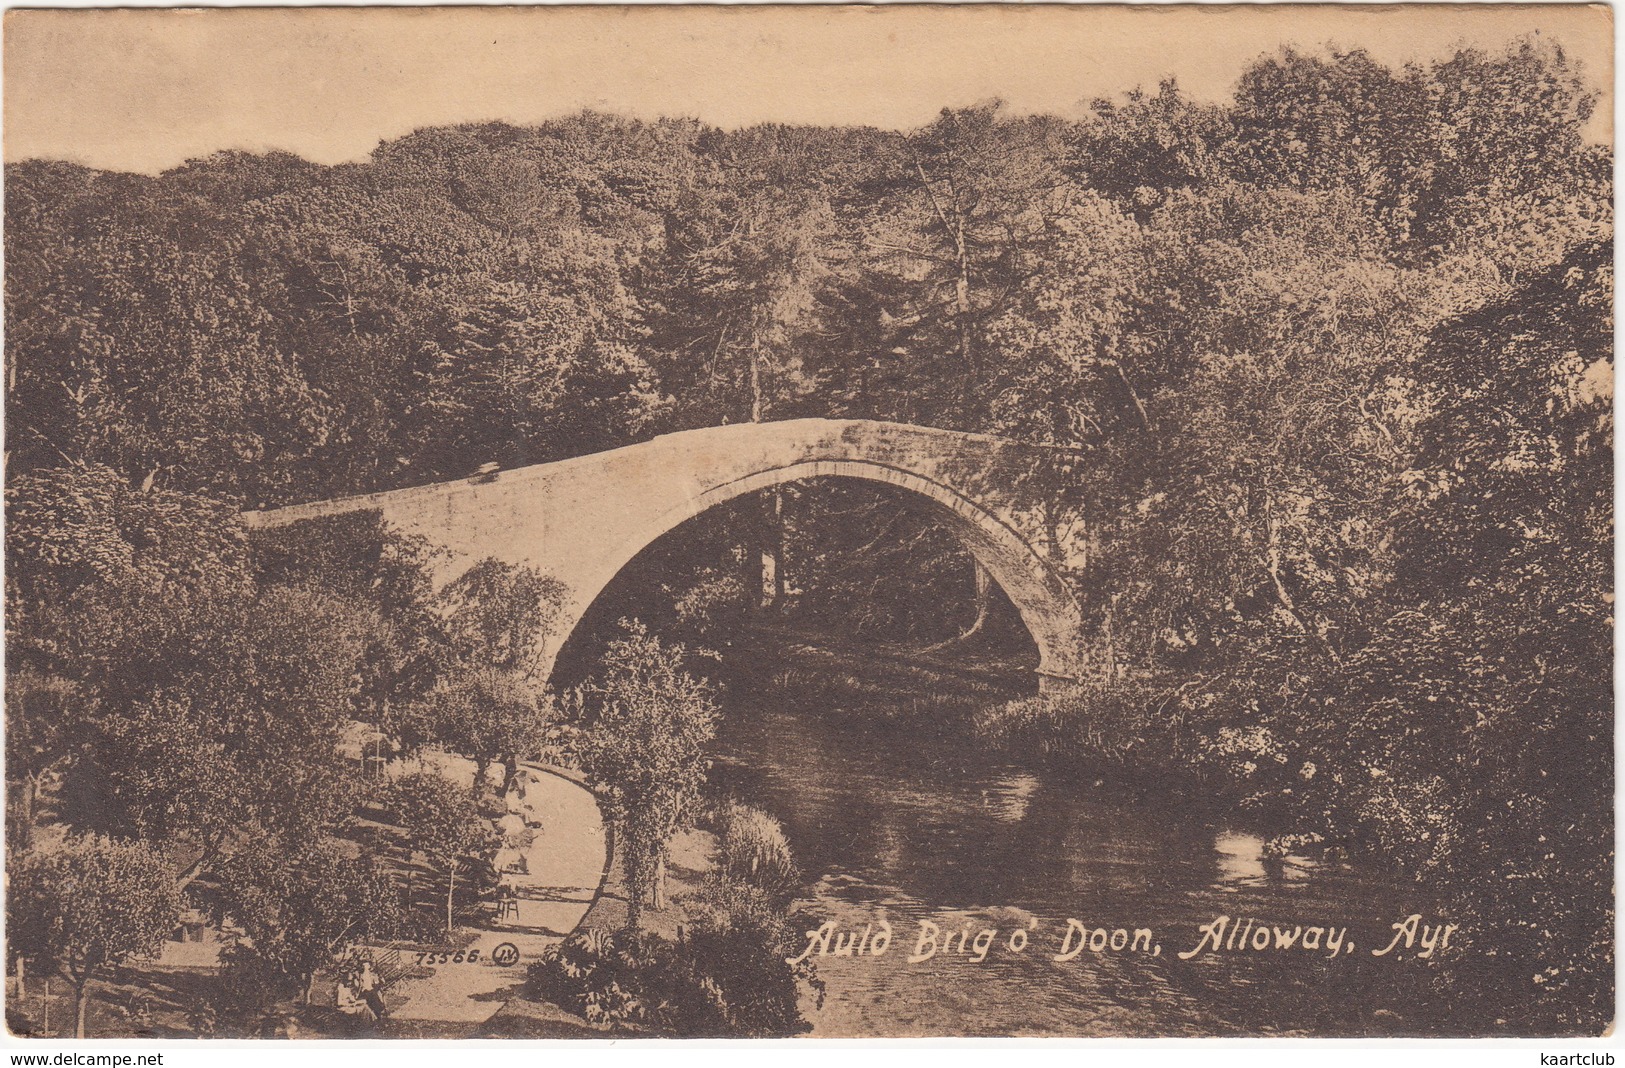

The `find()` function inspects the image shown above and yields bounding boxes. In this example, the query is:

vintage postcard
[2,3,1613,1042]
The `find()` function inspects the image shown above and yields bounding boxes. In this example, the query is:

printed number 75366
[416,949,480,966]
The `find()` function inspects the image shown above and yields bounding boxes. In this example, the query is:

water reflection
[980,772,1041,822]
[1213,830,1269,886]
[1212,830,1319,889]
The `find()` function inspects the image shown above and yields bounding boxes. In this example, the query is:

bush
[214,943,293,1023]
[526,927,676,1032]
[527,905,818,1038]
[973,674,1196,774]
[183,1000,219,1038]
[712,802,800,906]
[685,876,823,1035]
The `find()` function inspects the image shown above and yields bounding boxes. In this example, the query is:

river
[708,684,1456,1038]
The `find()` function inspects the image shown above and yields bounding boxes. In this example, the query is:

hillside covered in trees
[5,37,1613,1035]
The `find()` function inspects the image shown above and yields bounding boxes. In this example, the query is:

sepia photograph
[1,2,1614,1043]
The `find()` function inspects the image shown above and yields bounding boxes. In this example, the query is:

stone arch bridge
[243,419,1085,689]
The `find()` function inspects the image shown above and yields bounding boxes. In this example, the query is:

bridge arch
[556,458,1083,686]
[244,419,1086,690]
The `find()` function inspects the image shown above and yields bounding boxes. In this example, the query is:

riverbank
[376,760,609,1028]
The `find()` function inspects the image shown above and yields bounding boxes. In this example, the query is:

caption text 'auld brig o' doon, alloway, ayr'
[788,913,1461,966]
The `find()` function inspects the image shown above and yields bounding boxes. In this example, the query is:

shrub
[526,908,818,1038]
[526,927,675,1032]
[215,943,290,1021]
[713,802,800,907]
[685,876,822,1035]
[973,674,1190,773]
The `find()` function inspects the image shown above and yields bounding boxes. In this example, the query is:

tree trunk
[445,865,457,933]
[759,543,778,609]
[15,953,25,1001]
[923,559,992,652]
[74,980,89,1039]
[176,832,225,892]
[955,264,974,402]
[963,559,992,641]
[42,976,50,1035]
[651,852,667,911]
[749,340,783,611]
[759,490,784,609]
[750,342,765,424]
[15,774,40,851]
[1263,490,1340,666]
[304,972,316,1006]
[1101,593,1121,683]
[624,844,645,932]
[1112,360,1153,431]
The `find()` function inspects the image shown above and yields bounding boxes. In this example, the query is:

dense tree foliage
[9,838,182,1038]
[405,558,565,791]
[213,837,404,1009]
[578,623,719,930]
[6,466,371,882]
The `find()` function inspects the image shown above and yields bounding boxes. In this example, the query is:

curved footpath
[386,762,610,1026]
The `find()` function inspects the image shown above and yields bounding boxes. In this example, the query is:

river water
[708,692,1455,1038]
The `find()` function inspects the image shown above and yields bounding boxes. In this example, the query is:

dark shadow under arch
[551,459,1081,686]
